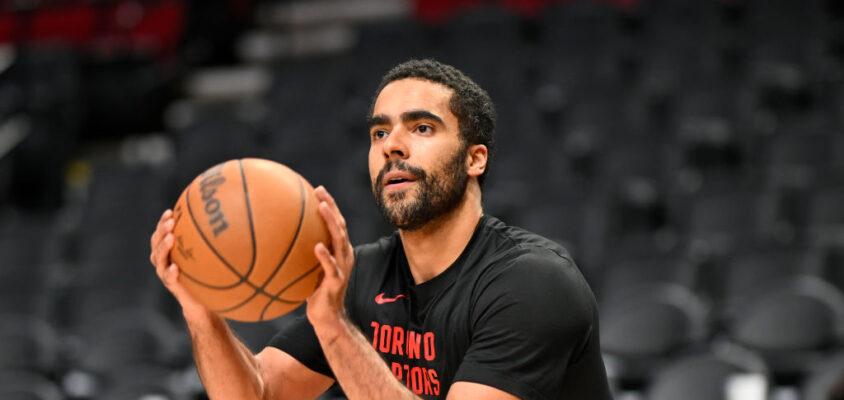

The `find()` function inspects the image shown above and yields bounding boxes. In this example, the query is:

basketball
[169,158,329,322]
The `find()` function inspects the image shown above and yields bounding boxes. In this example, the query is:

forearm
[315,317,420,400]
[308,187,415,399]
[185,309,266,400]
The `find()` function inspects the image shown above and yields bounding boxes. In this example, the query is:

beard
[372,143,469,231]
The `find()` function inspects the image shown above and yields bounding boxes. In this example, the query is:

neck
[398,184,483,285]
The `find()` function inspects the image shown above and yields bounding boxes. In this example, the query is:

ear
[466,144,488,178]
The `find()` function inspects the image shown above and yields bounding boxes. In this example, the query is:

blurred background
[0,0,843,399]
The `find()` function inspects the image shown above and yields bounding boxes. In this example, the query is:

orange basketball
[169,158,329,322]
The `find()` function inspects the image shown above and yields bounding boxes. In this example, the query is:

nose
[382,128,409,160]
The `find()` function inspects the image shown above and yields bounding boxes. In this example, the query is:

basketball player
[150,59,612,399]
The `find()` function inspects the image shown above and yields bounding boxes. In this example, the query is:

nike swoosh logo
[375,293,407,304]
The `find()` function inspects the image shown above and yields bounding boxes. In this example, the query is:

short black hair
[371,59,496,188]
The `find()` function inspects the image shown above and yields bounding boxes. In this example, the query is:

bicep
[447,382,521,400]
[256,346,335,400]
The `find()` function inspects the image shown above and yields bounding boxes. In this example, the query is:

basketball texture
[169,158,329,322]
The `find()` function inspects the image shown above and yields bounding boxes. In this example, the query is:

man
[150,59,612,399]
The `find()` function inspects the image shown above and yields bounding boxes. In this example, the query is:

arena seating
[645,347,768,400]
[0,0,842,399]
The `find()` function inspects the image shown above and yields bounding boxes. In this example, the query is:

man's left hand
[307,185,356,339]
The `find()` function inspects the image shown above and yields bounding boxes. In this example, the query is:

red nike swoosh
[375,293,407,304]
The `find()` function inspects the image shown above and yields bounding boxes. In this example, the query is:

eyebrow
[367,114,390,129]
[401,110,445,126]
[367,109,446,129]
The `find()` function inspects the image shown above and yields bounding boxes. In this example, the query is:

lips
[383,170,418,188]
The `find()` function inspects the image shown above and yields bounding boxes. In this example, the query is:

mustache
[375,160,427,189]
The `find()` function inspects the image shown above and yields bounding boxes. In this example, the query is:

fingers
[313,185,334,207]
[307,189,353,331]
[308,242,347,330]
[149,217,175,267]
[158,262,193,303]
[314,186,352,261]
[315,186,344,229]
[149,209,177,283]
[314,242,340,280]
[150,209,175,264]
[148,209,207,313]
[319,202,347,259]
[150,209,173,249]
[153,232,175,271]
[161,263,180,288]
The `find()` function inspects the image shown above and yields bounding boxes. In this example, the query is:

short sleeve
[265,245,366,379]
[453,249,599,400]
[266,310,334,378]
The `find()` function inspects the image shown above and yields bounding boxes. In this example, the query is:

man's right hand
[150,210,336,400]
[149,209,208,318]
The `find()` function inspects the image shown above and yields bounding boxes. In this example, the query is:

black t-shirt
[268,215,612,399]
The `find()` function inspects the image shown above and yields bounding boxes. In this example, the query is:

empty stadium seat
[0,370,64,400]
[0,218,58,317]
[2,1,844,397]
[600,282,710,388]
[93,364,181,400]
[807,187,844,247]
[645,345,769,400]
[514,198,591,256]
[831,133,844,181]
[681,189,785,257]
[66,307,188,374]
[821,249,844,294]
[599,254,697,303]
[725,276,844,381]
[0,314,59,374]
[674,116,748,191]
[801,351,844,400]
[80,164,171,236]
[763,132,832,190]
[717,245,817,316]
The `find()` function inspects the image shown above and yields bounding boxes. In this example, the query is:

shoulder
[481,246,594,310]
[473,216,597,321]
[464,223,600,370]
[477,215,574,262]
[353,232,398,264]
[476,216,582,284]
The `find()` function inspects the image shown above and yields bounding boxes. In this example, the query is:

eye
[416,124,432,134]
[371,129,388,141]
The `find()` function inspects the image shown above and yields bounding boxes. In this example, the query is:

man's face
[368,78,469,231]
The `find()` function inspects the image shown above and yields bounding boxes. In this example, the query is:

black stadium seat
[2,1,844,398]
[0,370,64,400]
[599,254,697,303]
[646,346,770,400]
[831,134,844,182]
[600,282,710,388]
[717,245,817,315]
[0,314,59,374]
[807,187,844,246]
[725,275,844,381]
[764,132,832,190]
[683,190,785,256]
[801,351,844,400]
[66,307,188,374]
[93,364,180,400]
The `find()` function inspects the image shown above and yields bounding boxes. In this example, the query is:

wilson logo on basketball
[175,235,194,260]
[199,164,230,236]
[170,158,330,322]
